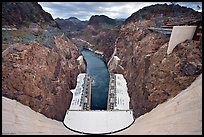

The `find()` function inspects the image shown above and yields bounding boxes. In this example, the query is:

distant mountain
[55,17,88,32]
[88,15,116,26]
[68,17,79,20]
[66,17,81,23]
[2,2,56,28]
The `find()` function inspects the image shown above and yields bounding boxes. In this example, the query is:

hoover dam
[2,2,202,135]
[2,46,202,134]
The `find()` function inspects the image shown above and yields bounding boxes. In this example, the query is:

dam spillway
[63,48,134,134]
[63,73,134,134]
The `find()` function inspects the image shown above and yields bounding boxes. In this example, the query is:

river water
[80,48,110,110]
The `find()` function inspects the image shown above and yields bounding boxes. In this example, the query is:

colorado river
[80,48,110,110]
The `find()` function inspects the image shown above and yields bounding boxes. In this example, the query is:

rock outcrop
[2,2,57,28]
[2,36,85,121]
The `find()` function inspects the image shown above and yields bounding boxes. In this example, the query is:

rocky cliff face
[114,27,202,118]
[94,29,119,63]
[2,2,85,121]
[2,2,57,28]
[110,4,202,118]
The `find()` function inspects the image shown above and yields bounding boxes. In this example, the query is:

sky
[38,2,202,21]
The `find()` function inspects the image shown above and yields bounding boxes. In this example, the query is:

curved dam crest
[80,48,110,110]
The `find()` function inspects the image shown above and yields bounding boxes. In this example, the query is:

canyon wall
[2,2,85,121]
[109,4,202,118]
[113,25,202,118]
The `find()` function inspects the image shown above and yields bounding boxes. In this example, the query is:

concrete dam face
[63,48,134,134]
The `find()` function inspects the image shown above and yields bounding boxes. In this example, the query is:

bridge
[148,27,172,35]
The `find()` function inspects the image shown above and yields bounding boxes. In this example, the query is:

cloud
[38,2,202,21]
